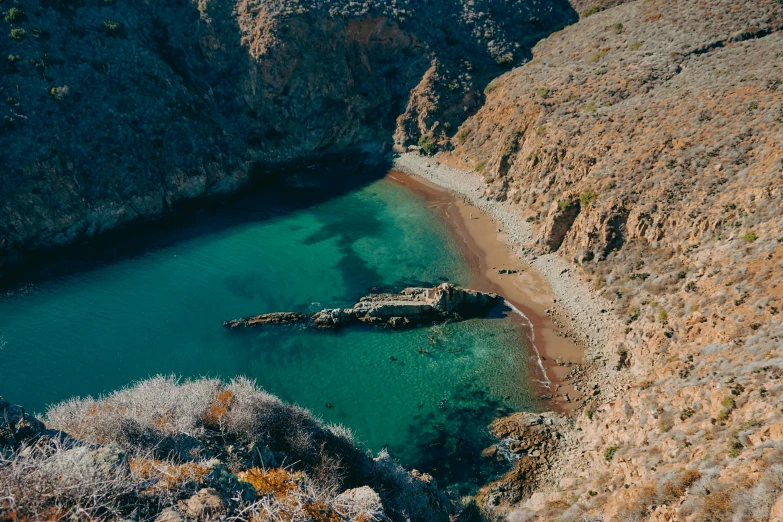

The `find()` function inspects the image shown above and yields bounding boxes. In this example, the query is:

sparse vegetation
[743,232,758,242]
[9,27,25,40]
[4,7,25,23]
[49,86,69,100]
[582,6,603,17]
[604,445,617,462]
[475,161,486,173]
[418,136,438,156]
[557,199,573,212]
[580,189,598,207]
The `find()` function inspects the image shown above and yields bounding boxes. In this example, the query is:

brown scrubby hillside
[439,0,783,519]
[0,0,576,280]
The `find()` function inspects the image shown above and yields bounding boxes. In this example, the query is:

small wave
[503,300,551,389]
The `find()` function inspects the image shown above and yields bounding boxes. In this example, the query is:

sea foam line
[504,300,552,389]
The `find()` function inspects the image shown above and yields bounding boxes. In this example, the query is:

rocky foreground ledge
[0,377,456,521]
[224,283,502,330]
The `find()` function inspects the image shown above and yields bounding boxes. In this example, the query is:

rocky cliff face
[437,0,783,519]
[0,0,577,279]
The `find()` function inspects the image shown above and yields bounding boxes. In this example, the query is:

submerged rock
[223,312,308,329]
[224,284,502,331]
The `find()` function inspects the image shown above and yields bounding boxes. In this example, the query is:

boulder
[335,486,390,521]
[0,403,45,448]
[178,488,225,519]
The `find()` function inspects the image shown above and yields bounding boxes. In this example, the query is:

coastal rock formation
[0,0,578,279]
[224,283,502,329]
[223,312,308,329]
[478,412,568,507]
[428,0,783,519]
[0,397,45,449]
[0,377,453,521]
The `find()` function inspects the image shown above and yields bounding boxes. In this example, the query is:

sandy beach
[387,170,588,413]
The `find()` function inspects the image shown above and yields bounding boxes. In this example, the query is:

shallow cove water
[0,170,536,493]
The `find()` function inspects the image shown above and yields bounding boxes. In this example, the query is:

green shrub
[658,310,668,322]
[417,136,437,156]
[49,85,69,100]
[456,129,470,144]
[102,20,123,35]
[743,232,758,242]
[4,7,25,23]
[590,50,607,63]
[582,6,602,17]
[727,431,743,458]
[496,55,514,67]
[680,408,695,421]
[9,27,25,40]
[604,445,617,462]
[613,23,624,34]
[557,200,573,212]
[536,87,550,99]
[580,190,598,207]
[629,41,643,50]
[585,409,593,420]
[448,79,460,91]
[475,161,486,173]
[484,83,497,95]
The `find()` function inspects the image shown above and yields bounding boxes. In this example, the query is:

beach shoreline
[388,154,621,415]
[387,170,583,413]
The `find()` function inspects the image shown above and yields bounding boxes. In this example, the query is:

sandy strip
[387,170,583,412]
[389,154,620,413]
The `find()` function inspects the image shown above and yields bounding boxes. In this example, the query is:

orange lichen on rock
[129,458,211,493]
[202,390,234,426]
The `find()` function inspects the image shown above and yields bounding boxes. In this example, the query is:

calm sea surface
[0,170,536,492]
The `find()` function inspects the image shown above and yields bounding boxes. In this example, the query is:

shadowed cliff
[0,0,577,279]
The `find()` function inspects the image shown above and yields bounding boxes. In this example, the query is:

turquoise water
[0,170,535,492]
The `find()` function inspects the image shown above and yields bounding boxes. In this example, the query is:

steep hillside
[0,377,457,521]
[0,0,576,280]
[434,0,783,519]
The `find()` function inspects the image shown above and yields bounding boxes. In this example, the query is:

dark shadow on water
[1,158,391,291]
[388,381,519,495]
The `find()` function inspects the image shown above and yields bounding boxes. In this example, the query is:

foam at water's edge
[504,300,551,389]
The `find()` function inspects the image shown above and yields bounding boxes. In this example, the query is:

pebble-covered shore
[393,153,619,356]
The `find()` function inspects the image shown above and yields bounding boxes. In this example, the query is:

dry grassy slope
[0,0,576,279]
[441,0,783,519]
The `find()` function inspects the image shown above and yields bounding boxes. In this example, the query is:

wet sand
[387,170,585,413]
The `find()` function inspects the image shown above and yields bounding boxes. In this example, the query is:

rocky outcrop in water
[224,283,502,330]
[223,312,308,329]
